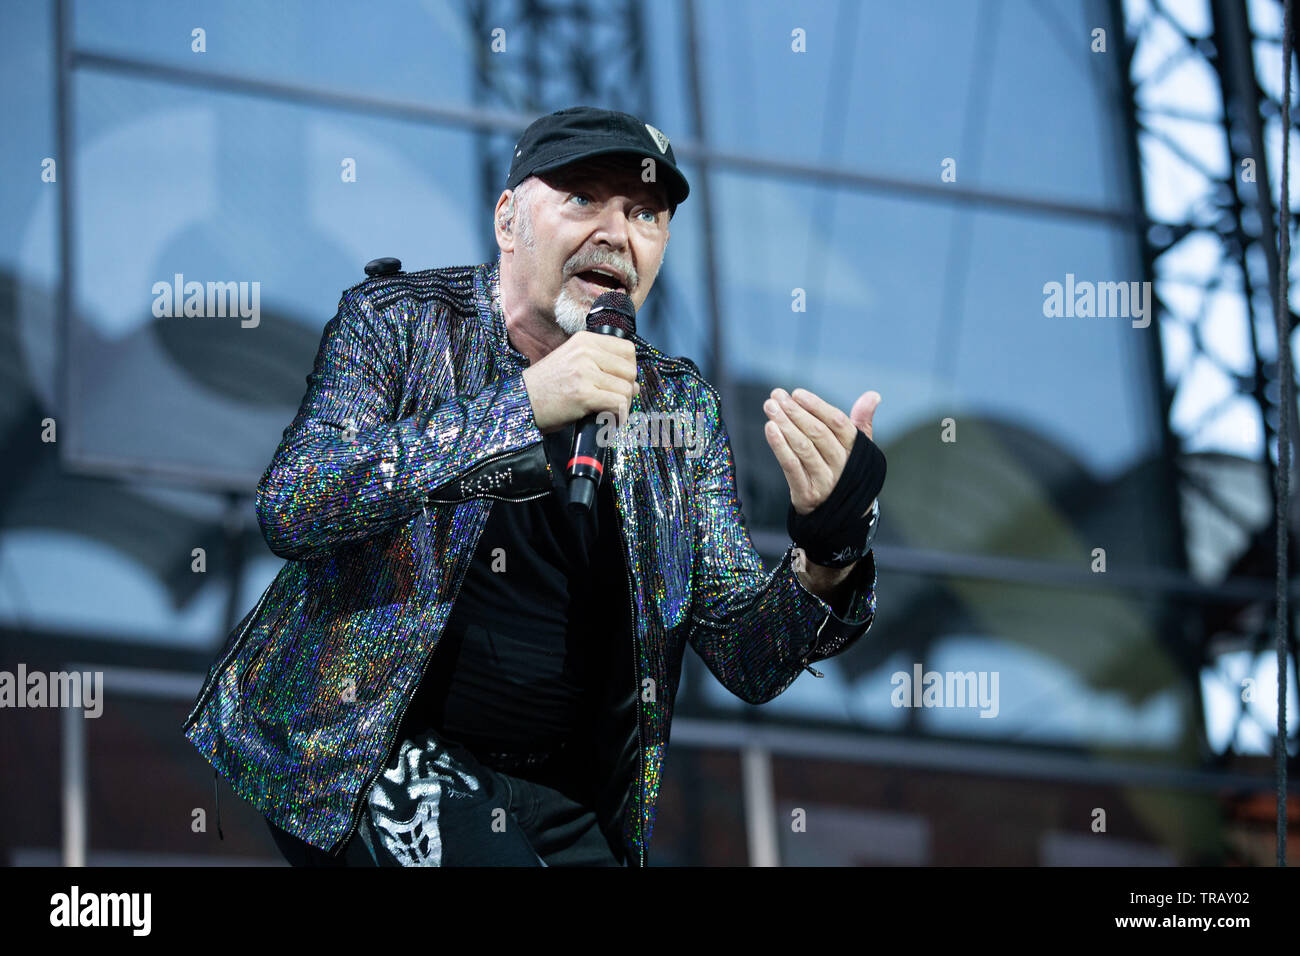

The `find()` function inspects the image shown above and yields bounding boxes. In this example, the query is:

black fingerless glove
[787,431,886,569]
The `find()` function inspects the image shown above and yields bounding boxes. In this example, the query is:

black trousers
[266,732,624,867]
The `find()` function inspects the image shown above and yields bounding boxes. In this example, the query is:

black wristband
[787,430,885,568]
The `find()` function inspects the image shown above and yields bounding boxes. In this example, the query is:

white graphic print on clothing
[365,734,483,866]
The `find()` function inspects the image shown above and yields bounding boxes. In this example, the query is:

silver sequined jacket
[182,256,879,866]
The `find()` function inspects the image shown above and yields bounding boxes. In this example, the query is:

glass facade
[0,0,1291,865]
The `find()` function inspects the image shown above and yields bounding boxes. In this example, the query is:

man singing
[183,106,886,867]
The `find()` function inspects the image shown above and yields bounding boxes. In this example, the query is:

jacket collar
[473,254,530,369]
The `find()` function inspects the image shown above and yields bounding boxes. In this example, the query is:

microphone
[567,290,637,513]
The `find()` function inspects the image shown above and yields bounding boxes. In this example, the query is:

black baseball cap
[505,106,690,217]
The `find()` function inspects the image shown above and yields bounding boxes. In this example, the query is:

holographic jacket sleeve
[255,287,545,561]
[686,387,878,705]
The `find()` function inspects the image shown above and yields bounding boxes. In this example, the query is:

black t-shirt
[395,424,621,753]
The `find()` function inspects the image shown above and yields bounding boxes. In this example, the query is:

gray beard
[553,283,590,335]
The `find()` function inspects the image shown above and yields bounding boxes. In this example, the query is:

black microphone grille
[587,291,637,335]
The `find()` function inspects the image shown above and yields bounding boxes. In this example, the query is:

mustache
[565,249,637,290]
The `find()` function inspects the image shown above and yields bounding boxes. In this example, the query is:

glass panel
[709,172,1177,567]
[64,68,484,486]
[72,0,475,107]
[686,570,1202,754]
[695,0,1127,208]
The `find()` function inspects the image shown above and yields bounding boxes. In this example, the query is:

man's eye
[637,209,658,223]
[570,194,591,206]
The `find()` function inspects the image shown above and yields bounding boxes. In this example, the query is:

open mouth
[573,269,628,294]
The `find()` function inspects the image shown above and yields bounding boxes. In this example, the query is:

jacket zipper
[183,575,279,728]
[608,432,646,868]
[623,521,646,867]
[608,346,706,868]
[326,492,547,857]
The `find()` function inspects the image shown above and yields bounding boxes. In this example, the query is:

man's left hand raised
[762,387,882,597]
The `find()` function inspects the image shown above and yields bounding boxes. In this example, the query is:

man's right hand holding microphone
[521,330,640,434]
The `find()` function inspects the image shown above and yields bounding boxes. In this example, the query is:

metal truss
[1115,0,1299,757]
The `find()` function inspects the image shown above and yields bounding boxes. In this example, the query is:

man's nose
[592,203,630,250]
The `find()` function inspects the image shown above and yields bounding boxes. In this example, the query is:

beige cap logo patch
[644,124,669,154]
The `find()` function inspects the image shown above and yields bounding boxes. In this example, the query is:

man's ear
[493,190,514,253]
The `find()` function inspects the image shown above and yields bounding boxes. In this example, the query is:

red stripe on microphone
[568,456,604,475]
